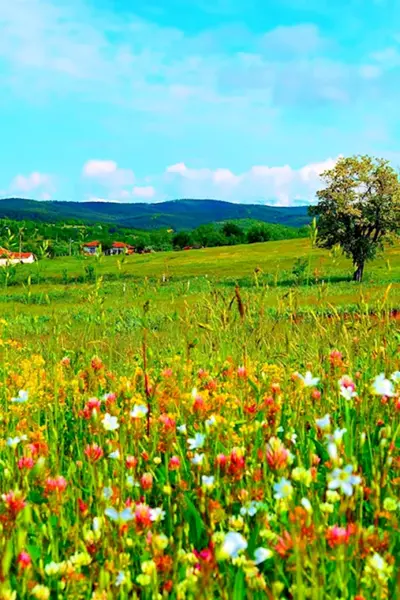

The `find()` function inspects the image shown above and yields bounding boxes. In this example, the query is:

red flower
[329,350,343,367]
[275,531,293,558]
[78,499,89,515]
[2,491,26,517]
[134,503,152,528]
[17,551,31,569]
[168,456,181,470]
[140,473,153,491]
[84,443,104,462]
[91,356,103,371]
[126,455,138,469]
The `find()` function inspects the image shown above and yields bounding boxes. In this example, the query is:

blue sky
[0,0,399,205]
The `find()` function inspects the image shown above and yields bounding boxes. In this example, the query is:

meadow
[0,237,399,599]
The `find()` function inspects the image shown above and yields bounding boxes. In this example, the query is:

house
[82,241,101,255]
[105,242,135,256]
[0,248,35,266]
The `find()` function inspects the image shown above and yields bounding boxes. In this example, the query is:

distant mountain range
[0,198,310,230]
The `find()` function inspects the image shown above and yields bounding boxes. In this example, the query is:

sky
[0,0,399,206]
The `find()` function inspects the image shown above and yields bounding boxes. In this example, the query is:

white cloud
[132,186,156,199]
[164,157,340,205]
[82,160,135,188]
[83,160,118,177]
[262,24,326,56]
[10,171,54,195]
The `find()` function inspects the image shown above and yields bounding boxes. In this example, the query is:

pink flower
[326,525,352,548]
[17,456,34,470]
[339,375,355,391]
[45,476,68,494]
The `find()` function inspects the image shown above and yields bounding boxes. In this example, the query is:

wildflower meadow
[0,247,399,599]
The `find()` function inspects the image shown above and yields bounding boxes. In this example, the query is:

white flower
[102,487,113,500]
[391,371,400,384]
[201,475,215,489]
[205,415,216,428]
[150,507,165,522]
[130,404,148,419]
[240,501,260,517]
[187,433,205,450]
[126,475,139,489]
[115,571,126,586]
[92,517,102,532]
[222,531,247,558]
[102,413,119,431]
[191,453,205,465]
[301,498,312,513]
[6,435,27,448]
[177,424,187,434]
[372,374,395,397]
[108,450,120,460]
[11,390,29,403]
[254,547,273,564]
[191,387,198,399]
[328,465,361,496]
[273,477,293,500]
[326,428,347,461]
[297,371,319,387]
[340,386,357,401]
[316,414,331,431]
[105,507,134,523]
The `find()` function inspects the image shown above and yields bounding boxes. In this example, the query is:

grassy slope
[0,238,399,317]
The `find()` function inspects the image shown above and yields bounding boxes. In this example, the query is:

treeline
[0,218,308,258]
[172,221,308,249]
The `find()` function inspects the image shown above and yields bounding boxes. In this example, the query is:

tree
[173,231,193,250]
[222,221,244,239]
[247,224,271,244]
[309,155,400,281]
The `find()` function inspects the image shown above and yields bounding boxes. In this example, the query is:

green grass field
[0,237,399,599]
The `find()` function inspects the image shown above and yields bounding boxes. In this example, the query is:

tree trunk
[353,262,364,282]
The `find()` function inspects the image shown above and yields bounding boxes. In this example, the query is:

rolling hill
[0,198,310,230]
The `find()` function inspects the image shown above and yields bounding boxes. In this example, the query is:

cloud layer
[1,157,339,205]
[0,0,399,205]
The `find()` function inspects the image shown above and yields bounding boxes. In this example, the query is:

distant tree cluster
[0,217,308,258]
[172,222,308,250]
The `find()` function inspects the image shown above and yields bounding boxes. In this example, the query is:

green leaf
[233,568,246,600]
[183,495,206,547]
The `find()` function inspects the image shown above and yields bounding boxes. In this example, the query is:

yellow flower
[31,585,50,600]
[136,574,151,587]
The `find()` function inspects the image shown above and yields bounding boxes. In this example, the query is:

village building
[105,242,135,256]
[0,248,35,266]
[82,240,101,255]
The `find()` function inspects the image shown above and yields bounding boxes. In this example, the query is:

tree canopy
[309,155,400,281]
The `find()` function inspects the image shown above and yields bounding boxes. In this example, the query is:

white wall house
[0,248,35,266]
